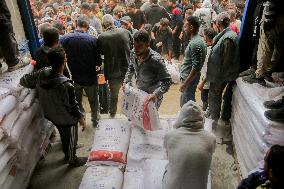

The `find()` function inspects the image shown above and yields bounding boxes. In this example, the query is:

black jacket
[145,4,171,26]
[97,27,133,80]
[20,68,83,127]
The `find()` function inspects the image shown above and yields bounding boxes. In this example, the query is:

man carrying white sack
[123,29,172,109]
[163,101,216,189]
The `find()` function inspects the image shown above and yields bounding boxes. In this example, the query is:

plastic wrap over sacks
[127,126,167,165]
[79,166,123,189]
[0,65,33,90]
[122,85,161,131]
[231,78,284,177]
[88,119,131,166]
[123,159,168,189]
[0,95,18,123]
[165,60,180,84]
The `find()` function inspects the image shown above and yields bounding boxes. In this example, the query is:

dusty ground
[28,84,240,189]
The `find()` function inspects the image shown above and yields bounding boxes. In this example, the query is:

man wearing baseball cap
[120,16,138,36]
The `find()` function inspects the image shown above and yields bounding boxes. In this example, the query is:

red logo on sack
[89,150,126,164]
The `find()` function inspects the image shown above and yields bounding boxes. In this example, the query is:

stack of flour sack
[231,78,284,178]
[80,85,211,189]
[0,65,54,189]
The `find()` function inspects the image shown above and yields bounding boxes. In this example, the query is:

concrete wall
[5,0,27,45]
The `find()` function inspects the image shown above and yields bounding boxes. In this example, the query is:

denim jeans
[74,83,99,124]
[108,78,123,115]
[209,81,236,121]
[180,74,200,107]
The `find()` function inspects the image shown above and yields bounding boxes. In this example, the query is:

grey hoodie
[20,67,82,126]
[163,101,216,189]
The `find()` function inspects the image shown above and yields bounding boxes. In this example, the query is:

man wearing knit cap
[163,100,216,189]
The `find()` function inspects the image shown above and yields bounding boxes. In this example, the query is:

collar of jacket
[74,29,86,33]
[212,27,231,46]
[106,26,115,31]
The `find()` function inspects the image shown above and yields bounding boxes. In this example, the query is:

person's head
[120,16,132,30]
[87,0,94,3]
[203,28,217,46]
[174,101,204,129]
[184,6,193,18]
[264,145,284,185]
[108,0,117,9]
[90,3,100,14]
[57,5,64,13]
[48,46,66,73]
[228,9,237,22]
[184,16,200,35]
[159,18,169,31]
[215,12,230,32]
[38,22,52,38]
[220,0,229,7]
[150,0,158,5]
[43,27,60,47]
[113,6,124,18]
[102,14,114,29]
[226,2,236,12]
[167,0,176,8]
[144,24,152,35]
[58,12,67,24]
[193,0,202,9]
[181,0,189,6]
[133,30,150,56]
[53,21,65,35]
[126,2,136,14]
[77,15,90,32]
[63,2,72,15]
[80,2,91,15]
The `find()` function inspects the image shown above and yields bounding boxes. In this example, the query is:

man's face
[134,41,149,56]
[109,1,116,9]
[159,24,167,31]
[58,6,63,13]
[117,11,124,18]
[121,22,129,30]
[81,8,90,16]
[184,20,192,33]
[221,0,229,7]
[181,0,188,6]
[127,7,135,14]
[167,2,173,7]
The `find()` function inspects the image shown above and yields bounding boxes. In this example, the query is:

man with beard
[123,30,172,109]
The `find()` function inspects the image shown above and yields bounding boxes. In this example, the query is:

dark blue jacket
[61,31,102,86]
[237,170,267,189]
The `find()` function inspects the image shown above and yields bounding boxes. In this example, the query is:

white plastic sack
[123,159,168,189]
[21,90,36,109]
[0,149,17,177]
[122,85,161,131]
[0,64,33,90]
[79,166,123,189]
[10,102,39,145]
[87,119,131,165]
[0,95,18,123]
[0,104,24,135]
[165,60,180,84]
[0,88,11,101]
[127,126,167,165]
[18,88,30,102]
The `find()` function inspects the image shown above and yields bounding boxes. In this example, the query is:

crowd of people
[2,0,284,188]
